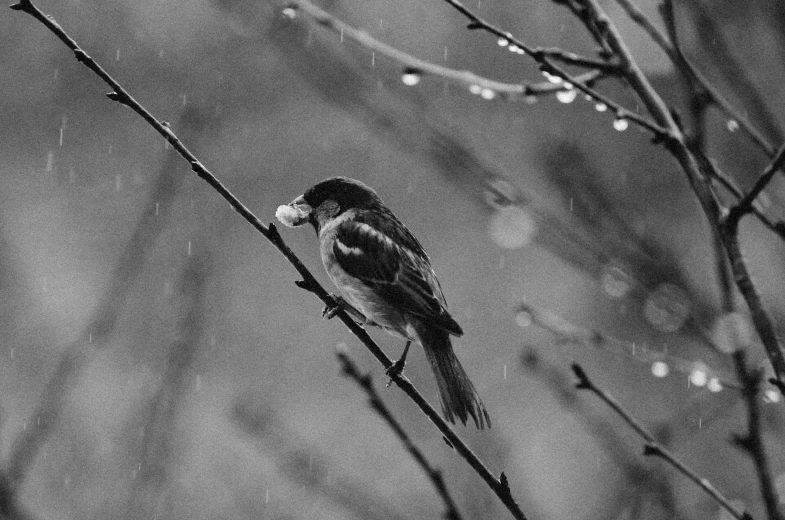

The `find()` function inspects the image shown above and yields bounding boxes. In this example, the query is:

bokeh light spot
[489,206,536,249]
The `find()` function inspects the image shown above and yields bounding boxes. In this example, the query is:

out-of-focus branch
[287,0,602,99]
[571,363,753,520]
[731,351,784,520]
[9,3,529,518]
[338,352,464,520]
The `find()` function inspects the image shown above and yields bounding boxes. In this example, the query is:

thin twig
[571,363,753,520]
[288,0,601,99]
[438,0,670,137]
[731,351,784,520]
[10,2,529,519]
[728,142,785,223]
[338,352,464,520]
[574,0,785,393]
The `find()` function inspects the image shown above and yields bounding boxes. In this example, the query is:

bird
[276,177,490,429]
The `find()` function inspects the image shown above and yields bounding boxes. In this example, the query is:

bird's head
[276,177,382,233]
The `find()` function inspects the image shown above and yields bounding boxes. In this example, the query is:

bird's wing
[333,213,462,336]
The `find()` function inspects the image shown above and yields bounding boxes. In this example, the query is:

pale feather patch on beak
[276,196,312,227]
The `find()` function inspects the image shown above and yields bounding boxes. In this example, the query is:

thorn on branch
[442,436,454,450]
[499,472,512,499]
[9,0,31,12]
[73,48,89,64]
[466,21,483,30]
[571,363,592,389]
[643,443,662,457]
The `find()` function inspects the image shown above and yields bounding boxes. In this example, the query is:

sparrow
[276,177,490,429]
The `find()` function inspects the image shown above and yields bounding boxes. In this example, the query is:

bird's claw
[322,293,345,320]
[385,341,411,386]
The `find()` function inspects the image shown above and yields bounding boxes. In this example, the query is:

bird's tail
[420,327,490,429]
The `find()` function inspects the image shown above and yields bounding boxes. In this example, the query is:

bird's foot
[321,293,345,320]
[385,341,411,386]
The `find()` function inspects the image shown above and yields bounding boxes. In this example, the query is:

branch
[614,0,777,158]
[10,2,529,519]
[338,352,464,520]
[288,0,601,99]
[437,0,670,136]
[731,351,784,520]
[572,363,753,520]
[728,142,785,223]
[570,0,785,392]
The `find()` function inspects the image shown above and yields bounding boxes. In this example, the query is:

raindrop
[595,102,608,112]
[508,44,520,53]
[601,263,635,299]
[497,38,509,46]
[340,28,344,43]
[181,94,187,106]
[514,47,525,55]
[644,283,690,333]
[524,95,538,104]
[515,309,532,327]
[469,84,483,95]
[489,206,536,249]
[503,364,507,380]
[59,127,64,147]
[116,48,121,61]
[46,150,54,173]
[726,119,739,132]
[613,118,629,131]
[187,241,192,257]
[480,88,496,100]
[562,82,573,89]
[379,18,383,29]
[707,377,722,393]
[53,68,59,80]
[155,202,160,216]
[401,72,421,86]
[542,71,562,84]
[651,361,669,378]
[555,89,577,104]
[764,388,781,404]
[282,7,296,18]
[689,363,708,387]
[371,51,376,67]
[195,374,201,391]
[444,46,448,62]
[719,501,746,520]
[265,489,270,504]
[711,312,753,353]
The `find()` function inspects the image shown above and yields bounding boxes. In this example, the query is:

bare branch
[572,363,754,520]
[338,352,464,520]
[10,3,530,518]
[288,0,601,99]
[437,0,670,136]
[731,351,784,520]
[728,142,785,223]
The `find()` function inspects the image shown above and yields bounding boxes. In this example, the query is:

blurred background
[2,0,785,518]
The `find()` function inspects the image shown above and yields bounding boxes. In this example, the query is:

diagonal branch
[338,352,464,520]
[9,2,529,519]
[437,0,670,136]
[731,351,784,520]
[572,363,753,520]
[288,0,601,99]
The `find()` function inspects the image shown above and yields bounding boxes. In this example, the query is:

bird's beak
[275,195,312,228]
